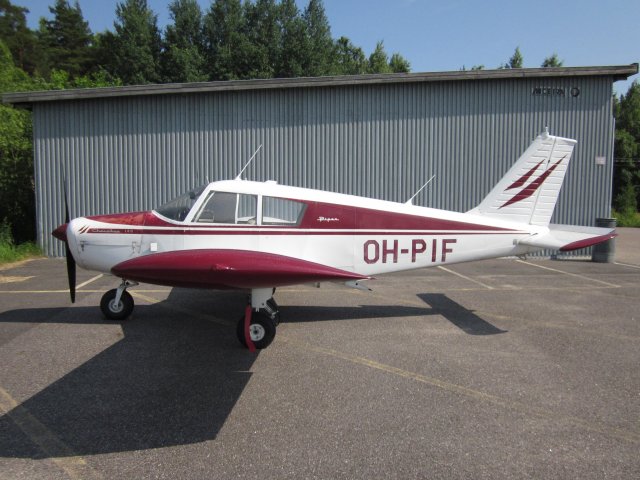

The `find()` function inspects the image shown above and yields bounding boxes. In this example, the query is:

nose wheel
[100,280,136,320]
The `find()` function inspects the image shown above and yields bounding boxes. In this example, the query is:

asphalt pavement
[0,232,639,479]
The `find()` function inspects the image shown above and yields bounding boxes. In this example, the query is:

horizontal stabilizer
[516,224,617,252]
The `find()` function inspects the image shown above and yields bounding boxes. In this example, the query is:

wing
[111,249,369,289]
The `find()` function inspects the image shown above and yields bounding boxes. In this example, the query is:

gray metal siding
[35,76,615,257]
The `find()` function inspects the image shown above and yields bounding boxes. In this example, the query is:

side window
[195,192,257,224]
[262,197,306,226]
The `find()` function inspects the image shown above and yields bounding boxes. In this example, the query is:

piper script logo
[500,155,566,209]
[317,216,339,223]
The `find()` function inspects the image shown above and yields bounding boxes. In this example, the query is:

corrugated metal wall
[34,75,615,257]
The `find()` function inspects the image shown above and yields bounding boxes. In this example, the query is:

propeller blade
[64,180,70,224]
[62,176,76,303]
[65,241,76,303]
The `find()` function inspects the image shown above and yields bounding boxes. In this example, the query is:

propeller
[63,180,76,303]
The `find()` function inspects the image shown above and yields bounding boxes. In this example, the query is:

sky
[13,0,640,93]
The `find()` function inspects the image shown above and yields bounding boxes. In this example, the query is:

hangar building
[4,64,638,257]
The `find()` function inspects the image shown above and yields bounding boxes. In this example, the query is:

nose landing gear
[100,280,137,320]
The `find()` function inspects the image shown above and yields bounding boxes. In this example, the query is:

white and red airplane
[53,131,616,350]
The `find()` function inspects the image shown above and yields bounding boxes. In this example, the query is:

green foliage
[613,82,640,217]
[0,37,120,244]
[612,209,640,227]
[389,53,410,73]
[203,0,255,80]
[37,0,93,78]
[500,47,523,69]
[161,0,207,82]
[302,0,334,76]
[106,0,162,84]
[541,53,563,68]
[0,0,40,73]
[274,0,307,78]
[368,41,390,73]
[244,0,280,78]
[0,220,41,264]
[333,36,366,75]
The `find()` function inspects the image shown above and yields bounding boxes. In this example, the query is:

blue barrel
[592,218,616,263]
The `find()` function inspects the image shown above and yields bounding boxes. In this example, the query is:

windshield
[154,185,206,222]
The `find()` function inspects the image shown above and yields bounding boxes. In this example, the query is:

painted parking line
[437,265,495,289]
[75,274,104,289]
[0,387,102,480]
[515,260,620,288]
[0,289,172,295]
[615,261,640,270]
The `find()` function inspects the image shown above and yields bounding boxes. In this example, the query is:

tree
[302,0,334,76]
[244,0,280,78]
[501,46,523,69]
[275,0,308,78]
[37,0,93,78]
[203,0,254,80]
[0,0,39,74]
[161,0,207,82]
[0,39,35,242]
[541,53,563,68]
[388,52,410,73]
[104,0,162,85]
[613,82,640,214]
[367,41,391,74]
[333,36,366,75]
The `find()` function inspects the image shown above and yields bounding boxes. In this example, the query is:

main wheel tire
[236,311,276,350]
[100,289,134,320]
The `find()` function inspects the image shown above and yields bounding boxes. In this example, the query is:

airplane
[52,130,616,350]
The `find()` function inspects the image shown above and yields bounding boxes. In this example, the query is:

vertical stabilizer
[467,131,576,225]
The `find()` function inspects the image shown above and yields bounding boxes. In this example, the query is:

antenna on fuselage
[235,145,263,180]
[405,174,436,205]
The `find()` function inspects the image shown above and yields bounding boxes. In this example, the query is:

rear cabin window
[262,197,306,226]
[195,192,258,224]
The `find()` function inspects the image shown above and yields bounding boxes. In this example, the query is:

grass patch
[0,221,42,264]
[612,209,640,228]
[0,240,42,264]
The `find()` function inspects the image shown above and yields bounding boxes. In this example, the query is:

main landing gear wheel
[100,288,134,320]
[236,312,276,350]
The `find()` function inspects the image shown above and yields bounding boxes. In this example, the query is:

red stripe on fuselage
[86,228,525,236]
[86,202,517,234]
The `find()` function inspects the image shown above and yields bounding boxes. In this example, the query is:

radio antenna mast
[405,174,436,205]
[235,145,263,180]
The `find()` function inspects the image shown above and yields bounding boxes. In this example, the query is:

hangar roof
[3,64,638,107]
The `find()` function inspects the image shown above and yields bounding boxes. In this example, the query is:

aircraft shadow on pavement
[0,289,502,459]
[417,293,507,335]
[281,293,506,336]
[0,290,255,459]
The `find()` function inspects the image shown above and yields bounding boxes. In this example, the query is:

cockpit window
[194,192,258,224]
[154,185,206,222]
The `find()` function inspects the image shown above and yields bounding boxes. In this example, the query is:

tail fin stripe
[505,160,544,190]
[499,155,565,209]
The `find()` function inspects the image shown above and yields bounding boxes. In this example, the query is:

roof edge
[4,63,638,106]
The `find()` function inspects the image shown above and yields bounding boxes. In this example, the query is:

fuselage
[62,179,543,288]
